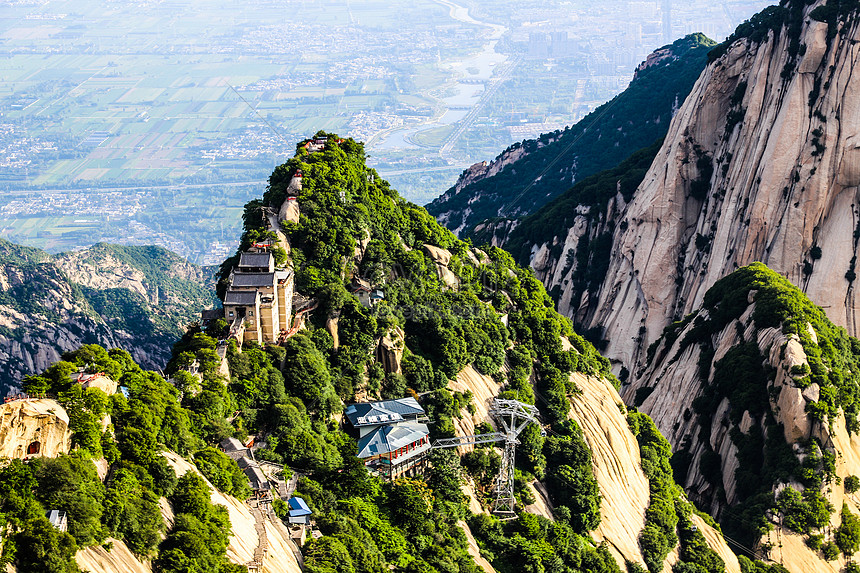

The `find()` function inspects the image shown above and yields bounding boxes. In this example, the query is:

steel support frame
[431,398,540,517]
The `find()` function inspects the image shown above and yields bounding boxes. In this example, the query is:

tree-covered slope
[203,133,751,573]
[630,262,860,570]
[426,33,715,237]
[1,134,762,573]
[0,240,215,396]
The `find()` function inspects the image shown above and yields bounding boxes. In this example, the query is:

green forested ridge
[644,263,860,557]
[497,139,662,301]
[233,133,627,572]
[427,33,715,236]
[1,133,761,573]
[0,239,215,396]
[0,133,622,573]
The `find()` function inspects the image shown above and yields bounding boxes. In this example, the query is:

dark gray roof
[244,466,270,490]
[238,252,273,268]
[201,308,224,320]
[344,397,425,427]
[356,422,429,458]
[235,456,270,490]
[224,290,258,305]
[220,437,246,452]
[231,272,275,288]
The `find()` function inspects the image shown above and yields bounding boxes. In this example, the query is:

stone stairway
[251,507,269,567]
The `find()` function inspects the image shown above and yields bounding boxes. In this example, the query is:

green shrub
[823,541,840,560]
[193,447,251,500]
[837,504,860,556]
[628,412,679,572]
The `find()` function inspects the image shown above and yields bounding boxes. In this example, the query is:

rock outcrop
[0,398,72,459]
[376,326,405,375]
[568,373,651,569]
[422,244,460,289]
[579,0,860,371]
[76,538,153,573]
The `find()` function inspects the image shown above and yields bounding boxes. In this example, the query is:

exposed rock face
[162,452,303,573]
[568,373,651,570]
[626,303,795,511]
[76,538,153,573]
[449,364,502,454]
[691,514,741,573]
[628,265,860,570]
[80,374,118,396]
[422,244,460,289]
[0,398,72,459]
[376,326,405,375]
[458,520,497,573]
[580,1,860,371]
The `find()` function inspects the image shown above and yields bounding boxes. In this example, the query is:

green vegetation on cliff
[646,263,860,556]
[498,140,662,304]
[2,132,724,573]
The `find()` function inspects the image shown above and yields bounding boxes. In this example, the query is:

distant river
[370,0,509,151]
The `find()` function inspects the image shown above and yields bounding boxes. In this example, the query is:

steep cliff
[630,263,860,568]
[427,34,716,237]
[0,240,214,395]
[576,0,860,371]
[567,372,652,569]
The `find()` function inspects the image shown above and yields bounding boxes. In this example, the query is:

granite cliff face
[0,398,72,460]
[627,263,860,571]
[578,0,860,371]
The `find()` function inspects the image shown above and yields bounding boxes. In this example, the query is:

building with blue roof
[288,497,311,525]
[344,397,430,480]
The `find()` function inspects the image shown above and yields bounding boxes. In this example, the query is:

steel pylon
[433,398,541,517]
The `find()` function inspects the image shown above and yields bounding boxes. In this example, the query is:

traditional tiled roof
[356,422,429,459]
[220,437,246,452]
[344,397,425,428]
[224,290,259,305]
[201,308,224,320]
[231,272,275,288]
[236,456,270,490]
[238,252,273,269]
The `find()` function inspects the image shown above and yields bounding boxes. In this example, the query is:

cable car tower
[433,398,541,517]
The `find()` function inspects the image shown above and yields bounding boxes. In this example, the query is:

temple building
[203,250,294,346]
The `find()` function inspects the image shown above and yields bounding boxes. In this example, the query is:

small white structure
[47,509,67,532]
